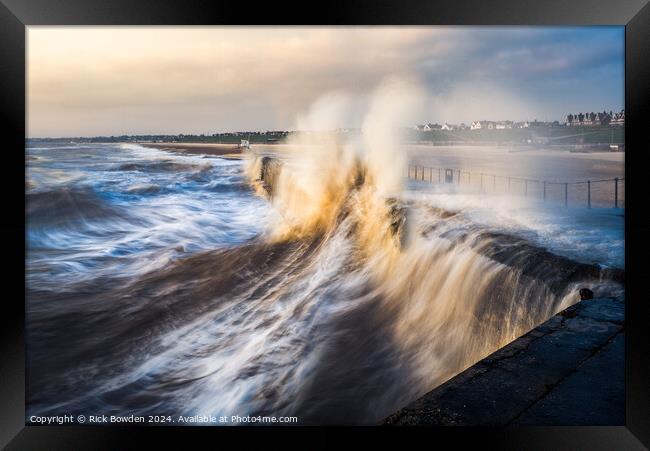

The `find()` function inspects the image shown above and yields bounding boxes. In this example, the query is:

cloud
[27,26,624,137]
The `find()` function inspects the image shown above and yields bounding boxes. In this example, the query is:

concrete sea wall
[382,296,624,426]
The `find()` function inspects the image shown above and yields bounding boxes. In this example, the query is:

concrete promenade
[382,296,624,426]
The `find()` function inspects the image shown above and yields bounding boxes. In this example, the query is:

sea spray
[360,76,425,197]
[236,78,622,421]
[245,77,425,241]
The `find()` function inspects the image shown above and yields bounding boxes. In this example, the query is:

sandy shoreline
[140,142,244,158]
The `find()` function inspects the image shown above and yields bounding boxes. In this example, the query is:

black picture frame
[2,0,649,448]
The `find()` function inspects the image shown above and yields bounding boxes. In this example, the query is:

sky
[27,26,624,138]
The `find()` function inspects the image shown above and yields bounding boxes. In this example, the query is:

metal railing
[406,165,624,209]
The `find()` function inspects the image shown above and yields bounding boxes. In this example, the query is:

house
[423,123,442,131]
[471,120,498,130]
[528,120,546,128]
[567,110,619,126]
[441,123,454,131]
[582,112,597,126]
[611,109,624,126]
[597,111,611,126]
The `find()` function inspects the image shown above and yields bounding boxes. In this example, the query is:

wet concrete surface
[381,297,624,426]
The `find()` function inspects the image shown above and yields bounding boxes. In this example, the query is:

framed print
[2,0,650,448]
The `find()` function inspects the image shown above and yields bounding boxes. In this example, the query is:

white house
[471,120,497,130]
[423,123,442,131]
[611,112,624,126]
[441,123,454,131]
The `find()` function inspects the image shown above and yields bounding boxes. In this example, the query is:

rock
[258,156,283,198]
[386,198,410,249]
[579,288,594,300]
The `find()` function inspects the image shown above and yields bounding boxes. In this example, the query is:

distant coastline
[27,124,624,149]
[140,142,243,158]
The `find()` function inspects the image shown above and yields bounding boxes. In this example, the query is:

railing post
[587,180,591,208]
[458,170,461,184]
[565,183,568,207]
[614,178,618,208]
[429,167,432,183]
[508,177,511,192]
[438,168,441,183]
[525,180,528,197]
[493,174,496,191]
[480,173,483,192]
[543,181,546,202]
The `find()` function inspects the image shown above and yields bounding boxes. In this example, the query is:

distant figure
[579,288,594,300]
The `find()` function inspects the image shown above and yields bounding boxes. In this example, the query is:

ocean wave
[27,186,128,228]
[204,180,252,193]
[124,183,166,195]
[115,160,210,173]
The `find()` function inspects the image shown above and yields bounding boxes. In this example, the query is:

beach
[140,142,243,158]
